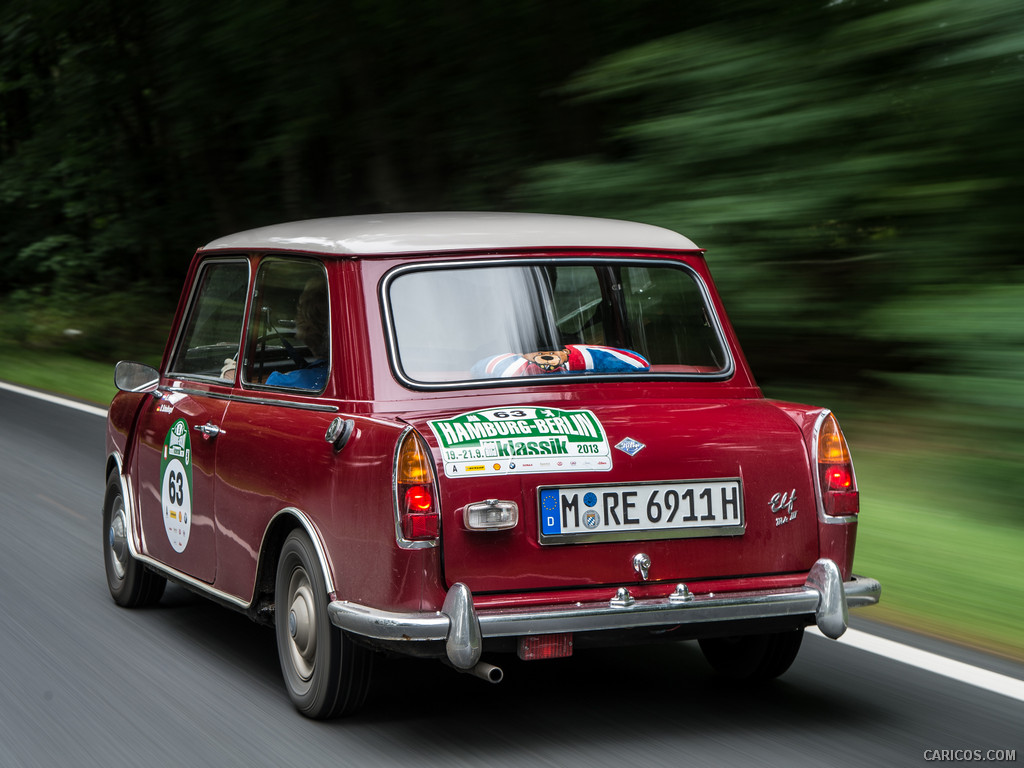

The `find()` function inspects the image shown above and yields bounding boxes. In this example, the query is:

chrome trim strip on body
[327,559,882,669]
[378,257,736,392]
[812,409,860,525]
[160,385,341,412]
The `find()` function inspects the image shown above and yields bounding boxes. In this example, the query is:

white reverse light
[464,500,518,531]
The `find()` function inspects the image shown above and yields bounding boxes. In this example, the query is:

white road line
[0,380,108,418]
[810,626,1024,702]
[6,378,1024,704]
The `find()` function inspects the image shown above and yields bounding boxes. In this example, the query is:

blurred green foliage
[1,1,1022,506]
[0,287,173,361]
[515,0,1024,482]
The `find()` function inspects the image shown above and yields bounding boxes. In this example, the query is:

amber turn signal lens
[398,432,433,484]
[818,414,851,463]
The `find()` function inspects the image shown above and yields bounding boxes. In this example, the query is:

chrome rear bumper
[328,558,881,670]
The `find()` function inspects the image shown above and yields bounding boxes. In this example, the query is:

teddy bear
[473,344,649,378]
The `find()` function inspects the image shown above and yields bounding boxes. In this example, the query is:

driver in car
[219,278,329,389]
[264,279,329,389]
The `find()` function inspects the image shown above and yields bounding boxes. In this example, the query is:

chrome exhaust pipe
[470,661,503,684]
[444,659,504,683]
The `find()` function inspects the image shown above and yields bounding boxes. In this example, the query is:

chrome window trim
[378,256,736,392]
[159,385,339,413]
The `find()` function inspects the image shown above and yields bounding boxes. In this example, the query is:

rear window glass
[384,261,730,386]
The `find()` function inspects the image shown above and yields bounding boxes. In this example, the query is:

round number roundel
[160,419,193,553]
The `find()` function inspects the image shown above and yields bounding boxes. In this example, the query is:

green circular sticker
[160,419,193,553]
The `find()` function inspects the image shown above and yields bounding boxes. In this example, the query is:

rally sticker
[428,407,612,478]
[160,419,193,553]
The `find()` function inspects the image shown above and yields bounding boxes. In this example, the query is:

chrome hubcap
[286,569,317,682]
[108,500,129,581]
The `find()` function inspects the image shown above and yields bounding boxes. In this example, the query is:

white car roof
[200,212,698,255]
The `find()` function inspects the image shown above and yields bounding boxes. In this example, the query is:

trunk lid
[414,398,821,595]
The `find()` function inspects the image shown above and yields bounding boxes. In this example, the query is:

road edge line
[809,626,1024,702]
[0,380,108,418]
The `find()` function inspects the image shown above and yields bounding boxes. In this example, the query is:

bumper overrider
[327,558,880,671]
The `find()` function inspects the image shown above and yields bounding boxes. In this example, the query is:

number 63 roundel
[160,418,194,553]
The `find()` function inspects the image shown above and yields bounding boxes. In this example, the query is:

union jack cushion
[473,345,650,378]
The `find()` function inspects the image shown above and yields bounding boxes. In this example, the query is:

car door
[203,257,343,599]
[134,258,250,583]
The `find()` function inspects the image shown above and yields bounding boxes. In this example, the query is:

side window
[169,260,249,378]
[243,259,330,391]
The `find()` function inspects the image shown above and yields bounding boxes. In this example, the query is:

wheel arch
[252,508,335,626]
[104,451,141,559]
[105,452,122,485]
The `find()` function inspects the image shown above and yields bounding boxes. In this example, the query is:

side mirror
[114,361,160,394]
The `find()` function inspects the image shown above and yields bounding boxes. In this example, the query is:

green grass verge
[2,349,1021,660]
[0,341,120,406]
[852,439,1024,660]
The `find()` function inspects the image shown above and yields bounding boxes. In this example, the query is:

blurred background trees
[1,0,1021,483]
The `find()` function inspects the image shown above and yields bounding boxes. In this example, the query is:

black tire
[275,530,372,719]
[698,628,804,681]
[103,475,166,607]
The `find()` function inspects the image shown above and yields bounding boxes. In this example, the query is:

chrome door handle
[193,423,223,439]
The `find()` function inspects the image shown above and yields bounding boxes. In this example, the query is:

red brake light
[817,413,859,516]
[404,485,433,512]
[825,466,853,491]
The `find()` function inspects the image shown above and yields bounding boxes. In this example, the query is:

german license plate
[538,479,744,544]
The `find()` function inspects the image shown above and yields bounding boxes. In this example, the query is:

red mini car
[105,212,880,718]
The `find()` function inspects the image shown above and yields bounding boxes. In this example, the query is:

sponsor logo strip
[428,407,612,478]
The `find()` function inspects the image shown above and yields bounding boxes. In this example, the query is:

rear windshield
[384,260,731,386]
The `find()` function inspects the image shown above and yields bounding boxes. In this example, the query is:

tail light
[816,412,859,517]
[394,429,440,548]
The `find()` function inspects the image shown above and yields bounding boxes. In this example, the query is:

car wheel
[103,475,166,607]
[275,530,372,719]
[698,628,804,681]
